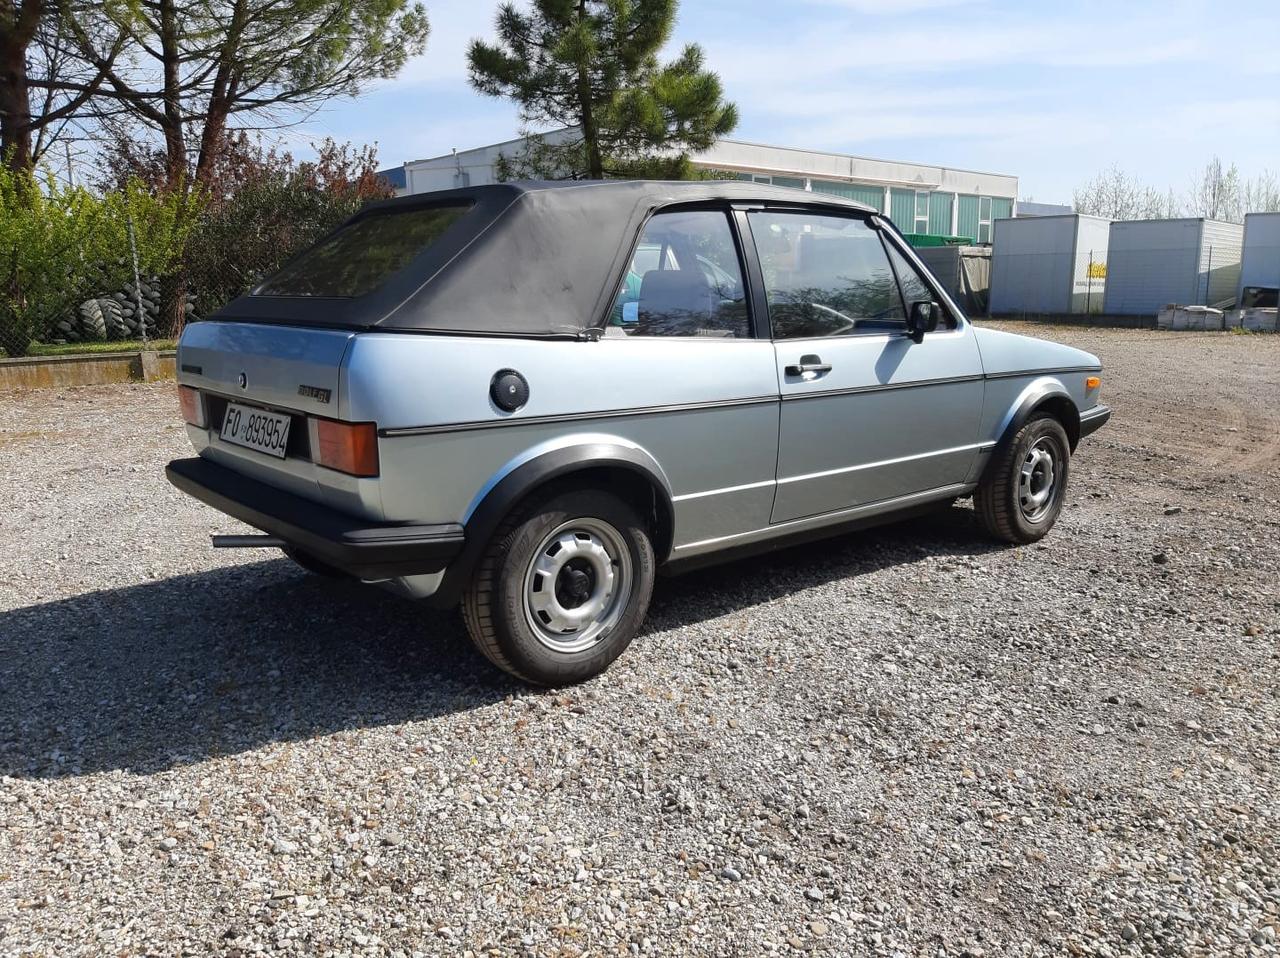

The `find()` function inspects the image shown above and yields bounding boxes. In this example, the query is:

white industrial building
[989,214,1112,315]
[380,130,1019,241]
[1102,218,1244,316]
[1238,212,1280,306]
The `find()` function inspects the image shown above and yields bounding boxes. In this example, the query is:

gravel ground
[2,323,1279,957]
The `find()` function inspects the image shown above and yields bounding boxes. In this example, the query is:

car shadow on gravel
[650,501,1005,626]
[0,504,1003,780]
[0,560,518,779]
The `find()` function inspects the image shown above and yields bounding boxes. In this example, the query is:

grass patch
[21,339,178,357]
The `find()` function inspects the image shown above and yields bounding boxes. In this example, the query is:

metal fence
[0,213,252,359]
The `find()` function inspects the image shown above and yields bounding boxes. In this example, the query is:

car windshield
[255,203,473,298]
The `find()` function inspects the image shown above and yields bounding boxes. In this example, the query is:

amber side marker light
[178,385,206,428]
[1086,376,1101,390]
[315,418,379,477]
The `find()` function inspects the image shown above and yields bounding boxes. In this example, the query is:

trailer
[1103,218,1243,316]
[1238,212,1280,308]
[989,214,1111,315]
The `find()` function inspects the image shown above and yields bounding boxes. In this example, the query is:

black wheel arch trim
[427,443,676,609]
[983,386,1081,489]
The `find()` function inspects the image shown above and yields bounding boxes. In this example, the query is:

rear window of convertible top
[255,202,473,298]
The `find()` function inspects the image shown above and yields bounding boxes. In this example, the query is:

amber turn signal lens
[1086,376,1101,390]
[178,385,206,427]
[314,419,379,477]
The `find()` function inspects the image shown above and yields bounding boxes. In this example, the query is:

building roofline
[399,128,1017,183]
[702,136,1018,182]
[1111,217,1244,227]
[1002,212,1109,222]
[404,127,581,167]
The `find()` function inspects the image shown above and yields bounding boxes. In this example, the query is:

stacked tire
[53,279,200,343]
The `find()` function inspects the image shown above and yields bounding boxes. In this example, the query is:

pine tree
[468,0,737,180]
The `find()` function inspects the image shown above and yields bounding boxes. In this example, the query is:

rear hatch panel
[179,320,353,418]
[177,321,384,521]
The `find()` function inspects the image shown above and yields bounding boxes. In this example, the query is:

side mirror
[907,301,940,343]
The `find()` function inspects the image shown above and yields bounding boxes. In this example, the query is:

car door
[744,208,985,524]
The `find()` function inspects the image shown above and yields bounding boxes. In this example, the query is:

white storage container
[1103,218,1243,315]
[1238,212,1280,305]
[989,214,1111,315]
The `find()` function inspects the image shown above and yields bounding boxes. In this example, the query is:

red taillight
[178,385,206,427]
[314,419,379,477]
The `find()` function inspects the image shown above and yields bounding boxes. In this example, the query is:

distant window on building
[914,191,930,234]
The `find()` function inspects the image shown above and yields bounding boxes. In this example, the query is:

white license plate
[220,403,292,459]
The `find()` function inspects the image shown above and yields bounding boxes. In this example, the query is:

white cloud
[302,0,1279,201]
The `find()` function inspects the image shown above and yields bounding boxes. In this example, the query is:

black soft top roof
[213,179,878,338]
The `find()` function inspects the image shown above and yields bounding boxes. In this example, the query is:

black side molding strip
[165,457,464,580]
[380,395,779,438]
[381,368,1104,438]
[780,373,983,403]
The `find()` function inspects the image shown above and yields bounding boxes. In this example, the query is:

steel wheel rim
[522,518,633,654]
[1019,438,1058,523]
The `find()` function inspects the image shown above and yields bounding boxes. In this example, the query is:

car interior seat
[636,268,717,335]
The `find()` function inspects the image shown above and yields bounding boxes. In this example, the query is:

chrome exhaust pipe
[211,534,288,549]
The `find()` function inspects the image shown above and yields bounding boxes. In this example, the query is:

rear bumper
[1079,404,1112,439]
[165,457,465,580]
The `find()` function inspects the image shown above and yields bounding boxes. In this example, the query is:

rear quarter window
[255,203,472,298]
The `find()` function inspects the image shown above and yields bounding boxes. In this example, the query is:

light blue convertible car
[167,181,1110,685]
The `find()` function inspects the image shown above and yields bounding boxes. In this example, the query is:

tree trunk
[0,46,31,171]
[0,0,42,173]
[157,0,188,335]
[157,0,185,187]
[194,0,247,187]
[574,0,603,179]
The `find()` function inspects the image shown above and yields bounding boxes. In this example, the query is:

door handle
[785,354,832,376]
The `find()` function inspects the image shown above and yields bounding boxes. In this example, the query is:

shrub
[183,137,394,318]
[0,168,192,356]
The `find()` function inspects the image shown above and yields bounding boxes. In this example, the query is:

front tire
[976,414,1071,544]
[462,488,656,686]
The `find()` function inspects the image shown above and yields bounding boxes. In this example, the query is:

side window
[747,211,904,339]
[609,210,749,338]
[883,240,955,328]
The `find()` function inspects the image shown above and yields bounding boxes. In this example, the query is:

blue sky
[291,0,1280,203]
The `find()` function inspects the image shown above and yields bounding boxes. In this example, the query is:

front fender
[995,377,1081,448]
[973,378,1084,496]
[430,433,675,608]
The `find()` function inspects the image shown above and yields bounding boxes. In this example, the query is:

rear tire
[976,414,1071,544]
[462,488,655,686]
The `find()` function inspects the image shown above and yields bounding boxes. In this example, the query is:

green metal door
[957,195,980,243]
[810,179,884,212]
[928,193,954,235]
[889,189,916,230]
